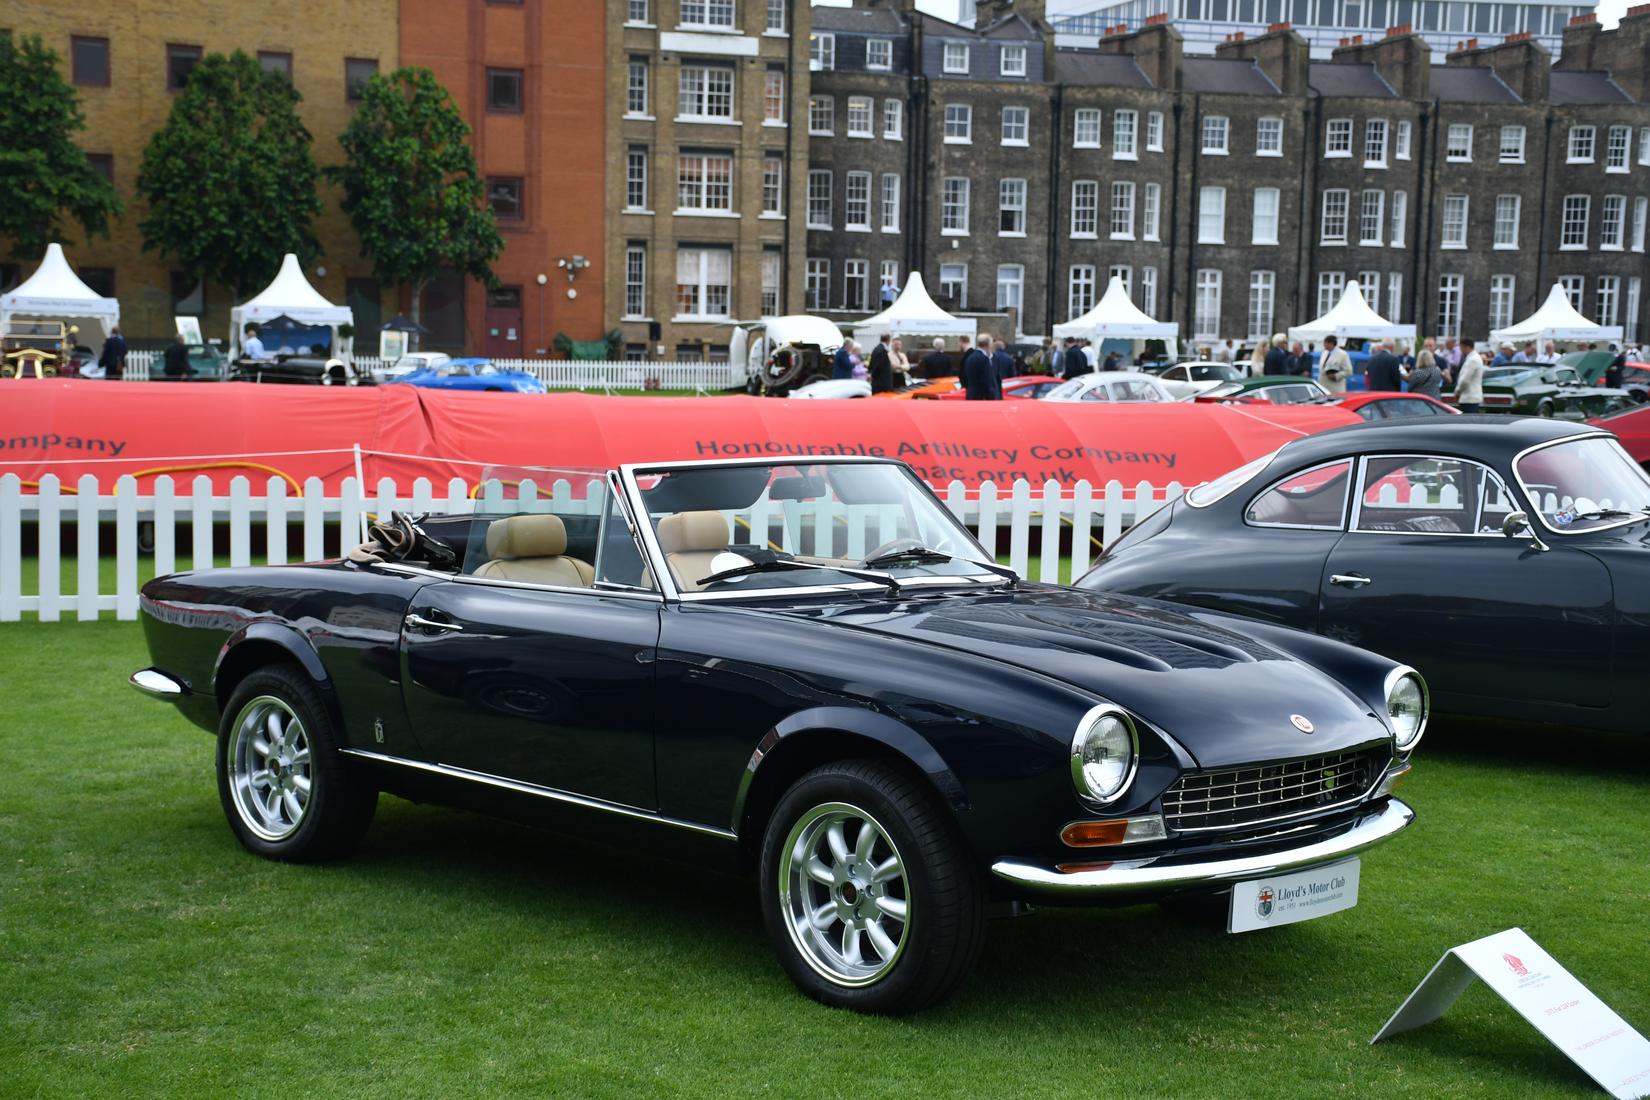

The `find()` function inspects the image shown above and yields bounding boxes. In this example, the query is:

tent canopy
[851,273,973,339]
[0,243,120,342]
[1287,281,1416,343]
[1052,276,1178,341]
[230,253,352,356]
[1490,283,1625,346]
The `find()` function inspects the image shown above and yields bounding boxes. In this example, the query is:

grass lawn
[2,620,1646,1098]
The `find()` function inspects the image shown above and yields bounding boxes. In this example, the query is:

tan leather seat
[473,514,594,587]
[656,510,730,592]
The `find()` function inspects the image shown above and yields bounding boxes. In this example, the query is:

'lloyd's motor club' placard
[1372,928,1650,1099]
[1227,858,1360,933]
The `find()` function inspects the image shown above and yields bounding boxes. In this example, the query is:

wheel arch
[213,623,341,729]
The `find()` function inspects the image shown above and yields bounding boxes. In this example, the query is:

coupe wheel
[759,759,984,1013]
[1537,398,1556,417]
[217,666,376,862]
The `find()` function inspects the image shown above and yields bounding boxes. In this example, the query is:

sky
[814,0,1621,30]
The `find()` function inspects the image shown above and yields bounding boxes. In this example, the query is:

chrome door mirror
[1502,511,1549,551]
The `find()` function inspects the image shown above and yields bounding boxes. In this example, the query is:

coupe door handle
[404,612,463,633]
[1329,573,1372,588]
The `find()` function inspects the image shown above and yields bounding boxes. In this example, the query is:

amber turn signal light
[1061,819,1129,847]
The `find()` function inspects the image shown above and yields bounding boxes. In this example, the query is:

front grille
[1162,747,1391,834]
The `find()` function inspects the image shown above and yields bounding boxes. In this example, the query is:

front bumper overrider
[990,798,1414,899]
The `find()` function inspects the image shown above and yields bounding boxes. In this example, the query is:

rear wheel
[1536,398,1556,417]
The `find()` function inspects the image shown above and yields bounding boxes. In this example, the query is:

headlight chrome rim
[1383,665,1429,752]
[1070,704,1140,807]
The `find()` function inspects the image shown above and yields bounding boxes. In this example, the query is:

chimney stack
[1330,25,1430,99]
[1214,21,1309,94]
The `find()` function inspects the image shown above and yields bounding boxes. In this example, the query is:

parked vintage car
[930,375,1065,400]
[1080,417,1650,733]
[370,351,451,386]
[1195,376,1328,405]
[1316,392,1460,420]
[143,343,228,381]
[386,358,547,394]
[131,456,1422,1013]
[1042,371,1179,403]
[229,354,359,386]
[1443,362,1632,418]
[1589,401,1650,469]
[1149,360,1245,399]
[788,378,872,399]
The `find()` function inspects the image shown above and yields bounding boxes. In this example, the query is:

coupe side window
[1081,387,1109,401]
[1244,460,1353,530]
[1354,456,1513,536]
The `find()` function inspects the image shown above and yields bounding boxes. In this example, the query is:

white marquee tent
[1052,276,1179,341]
[1287,281,1416,344]
[1490,283,1624,347]
[852,272,973,339]
[229,253,353,357]
[0,242,120,342]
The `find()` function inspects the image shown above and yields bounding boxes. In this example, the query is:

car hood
[774,585,1392,768]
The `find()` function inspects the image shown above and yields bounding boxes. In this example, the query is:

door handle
[404,612,463,633]
[1329,573,1372,588]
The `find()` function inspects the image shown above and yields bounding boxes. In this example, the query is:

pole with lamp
[535,272,547,356]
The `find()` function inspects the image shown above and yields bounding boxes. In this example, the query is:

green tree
[329,67,503,322]
[136,50,321,297]
[0,32,123,260]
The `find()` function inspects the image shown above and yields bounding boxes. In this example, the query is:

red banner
[0,380,1358,492]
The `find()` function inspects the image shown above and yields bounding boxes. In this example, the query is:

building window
[883,99,902,139]
[1439,194,1467,249]
[1561,195,1590,250]
[943,42,969,74]
[1493,194,1519,249]
[1597,276,1621,328]
[1390,190,1407,248]
[1256,117,1282,156]
[761,153,784,216]
[1194,270,1222,341]
[1364,118,1387,167]
[1147,111,1164,151]
[1607,126,1631,172]
[628,0,650,23]
[1395,119,1412,159]
[1248,271,1275,341]
[486,176,523,221]
[1628,278,1642,343]
[1489,275,1516,333]
[1141,267,1158,316]
[811,33,835,70]
[1074,108,1101,148]
[675,247,732,319]
[845,171,871,230]
[1358,272,1380,309]
[847,96,874,137]
[1642,129,1650,166]
[487,68,522,112]
[626,147,649,211]
[168,44,203,91]
[844,259,869,311]
[1325,118,1352,157]
[1318,271,1345,316]
[807,170,832,228]
[999,178,1027,236]
[941,178,970,235]
[1387,272,1402,321]
[1109,265,1132,296]
[677,152,733,213]
[1437,274,1463,340]
[1199,186,1226,244]
[997,264,1024,311]
[1113,109,1137,159]
[1068,265,1096,319]
[766,0,785,32]
[1070,181,1098,238]
[1001,105,1029,146]
[1000,44,1027,77]
[171,271,206,316]
[943,103,972,143]
[85,153,113,184]
[1446,124,1473,162]
[1110,181,1135,240]
[1320,189,1348,245]
[1143,183,1161,241]
[880,261,900,298]
[681,0,735,28]
[1252,187,1279,245]
[625,245,648,318]
[71,36,110,87]
[881,174,901,232]
[940,263,967,309]
[627,59,649,115]
[1602,195,1626,250]
[866,38,892,70]
[1567,125,1595,163]
[806,259,829,311]
[761,250,781,316]
[258,51,292,79]
[1499,125,1525,163]
[1360,190,1385,246]
[1202,115,1229,155]
[809,95,833,135]
[344,56,377,101]
[763,68,785,123]
[679,65,734,121]
[1634,197,1648,253]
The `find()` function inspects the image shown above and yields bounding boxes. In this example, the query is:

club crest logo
[1255,886,1275,919]
[1290,714,1315,734]
[1504,953,1528,977]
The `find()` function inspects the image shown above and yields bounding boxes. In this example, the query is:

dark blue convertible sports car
[130,457,1422,1013]
[1081,417,1650,734]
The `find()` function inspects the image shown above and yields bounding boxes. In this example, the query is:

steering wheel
[861,536,928,565]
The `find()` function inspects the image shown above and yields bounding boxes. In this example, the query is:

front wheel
[759,759,985,1014]
[1536,398,1556,417]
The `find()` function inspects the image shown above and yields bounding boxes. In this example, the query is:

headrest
[657,510,729,553]
[485,514,567,560]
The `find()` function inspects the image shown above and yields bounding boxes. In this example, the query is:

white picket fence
[119,352,743,392]
[0,472,1185,622]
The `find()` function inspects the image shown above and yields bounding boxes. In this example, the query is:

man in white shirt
[242,324,269,359]
[1454,339,1486,414]
[1318,334,1352,394]
[1212,339,1235,366]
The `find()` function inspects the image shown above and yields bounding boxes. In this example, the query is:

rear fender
[214,621,341,728]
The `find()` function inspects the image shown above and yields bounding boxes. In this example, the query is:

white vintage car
[1153,360,1247,399]
[371,351,451,386]
[1042,371,1179,403]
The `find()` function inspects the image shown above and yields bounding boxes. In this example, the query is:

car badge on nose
[1290,714,1315,734]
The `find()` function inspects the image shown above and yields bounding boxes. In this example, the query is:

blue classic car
[387,357,546,394]
[129,457,1422,1013]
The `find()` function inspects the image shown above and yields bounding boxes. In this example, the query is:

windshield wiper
[861,546,1020,584]
[1570,507,1650,521]
[696,559,901,593]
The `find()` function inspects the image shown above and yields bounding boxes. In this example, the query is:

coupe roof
[1278,415,1601,466]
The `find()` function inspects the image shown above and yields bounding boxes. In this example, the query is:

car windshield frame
[1186,449,1282,508]
[1512,433,1650,535]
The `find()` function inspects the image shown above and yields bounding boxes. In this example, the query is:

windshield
[631,461,999,594]
[1201,381,1245,399]
[1514,436,1650,533]
[1188,363,1242,382]
[1186,449,1282,507]
[1046,377,1091,401]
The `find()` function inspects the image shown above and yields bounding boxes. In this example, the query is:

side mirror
[1502,511,1550,552]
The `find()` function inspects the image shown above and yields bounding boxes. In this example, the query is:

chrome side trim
[339,749,738,841]
[990,798,1414,897]
[130,667,186,698]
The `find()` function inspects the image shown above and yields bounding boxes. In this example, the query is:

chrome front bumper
[129,667,187,699]
[991,798,1414,899]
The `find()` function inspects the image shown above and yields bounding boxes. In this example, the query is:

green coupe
[1445,361,1632,419]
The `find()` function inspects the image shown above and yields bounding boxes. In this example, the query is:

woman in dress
[889,337,911,386]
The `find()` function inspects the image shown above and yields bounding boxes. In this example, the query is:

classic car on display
[1443,362,1632,418]
[1196,376,1329,405]
[930,375,1067,400]
[1147,360,1245,399]
[1042,371,1179,403]
[1593,402,1650,469]
[229,353,360,386]
[385,357,547,394]
[1,319,77,379]
[735,316,846,398]
[370,351,451,386]
[130,457,1423,1014]
[144,343,229,381]
[1316,392,1460,420]
[1080,417,1650,734]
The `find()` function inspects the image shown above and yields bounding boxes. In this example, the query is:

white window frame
[806,169,832,229]
[1001,105,1029,146]
[996,264,1024,312]
[1141,266,1158,317]
[625,147,650,213]
[1113,109,1137,160]
[811,33,834,72]
[846,96,874,138]
[1559,275,1585,311]
[678,64,735,123]
[1074,108,1101,149]
[1247,270,1275,342]
[1489,274,1516,334]
[1143,182,1161,242]
[866,38,892,71]
[843,258,869,312]
[1634,196,1648,253]
[1147,111,1164,151]
[1597,275,1621,328]
[1606,126,1631,173]
[675,151,734,214]
[1390,190,1407,248]
[1395,119,1412,160]
[845,171,872,232]
[1318,271,1345,317]
[1070,180,1098,239]
[1440,194,1468,250]
[1252,187,1279,246]
[1628,278,1642,343]
[943,103,972,144]
[1561,195,1590,251]
[943,42,969,74]
[1446,124,1473,163]
[1641,128,1650,166]
[1493,194,1520,250]
[1499,125,1525,163]
[1068,265,1096,320]
[762,68,785,125]
[1601,194,1626,251]
[626,59,650,118]
[939,262,968,310]
[760,249,781,316]
[808,95,833,136]
[941,177,970,236]
[624,244,648,319]
[883,99,902,140]
[1256,117,1282,157]
[1387,272,1402,321]
[1000,44,1027,78]
[1567,125,1595,164]
[760,153,783,218]
[1436,274,1463,341]
[881,174,901,233]
[1110,180,1136,240]
[1325,118,1352,158]
[1194,269,1222,342]
[680,0,736,30]
[1202,115,1229,156]
[765,0,784,33]
[674,246,732,321]
[805,258,829,311]
[999,178,1026,237]
[1364,118,1387,168]
[627,0,650,25]
[1320,189,1348,245]
[1198,186,1226,245]
[1359,190,1385,247]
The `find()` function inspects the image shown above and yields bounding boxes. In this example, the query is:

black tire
[216,665,376,863]
[1537,398,1556,417]
[758,758,985,1014]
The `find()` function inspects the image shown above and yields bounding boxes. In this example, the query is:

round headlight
[1070,706,1138,805]
[1385,668,1428,751]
